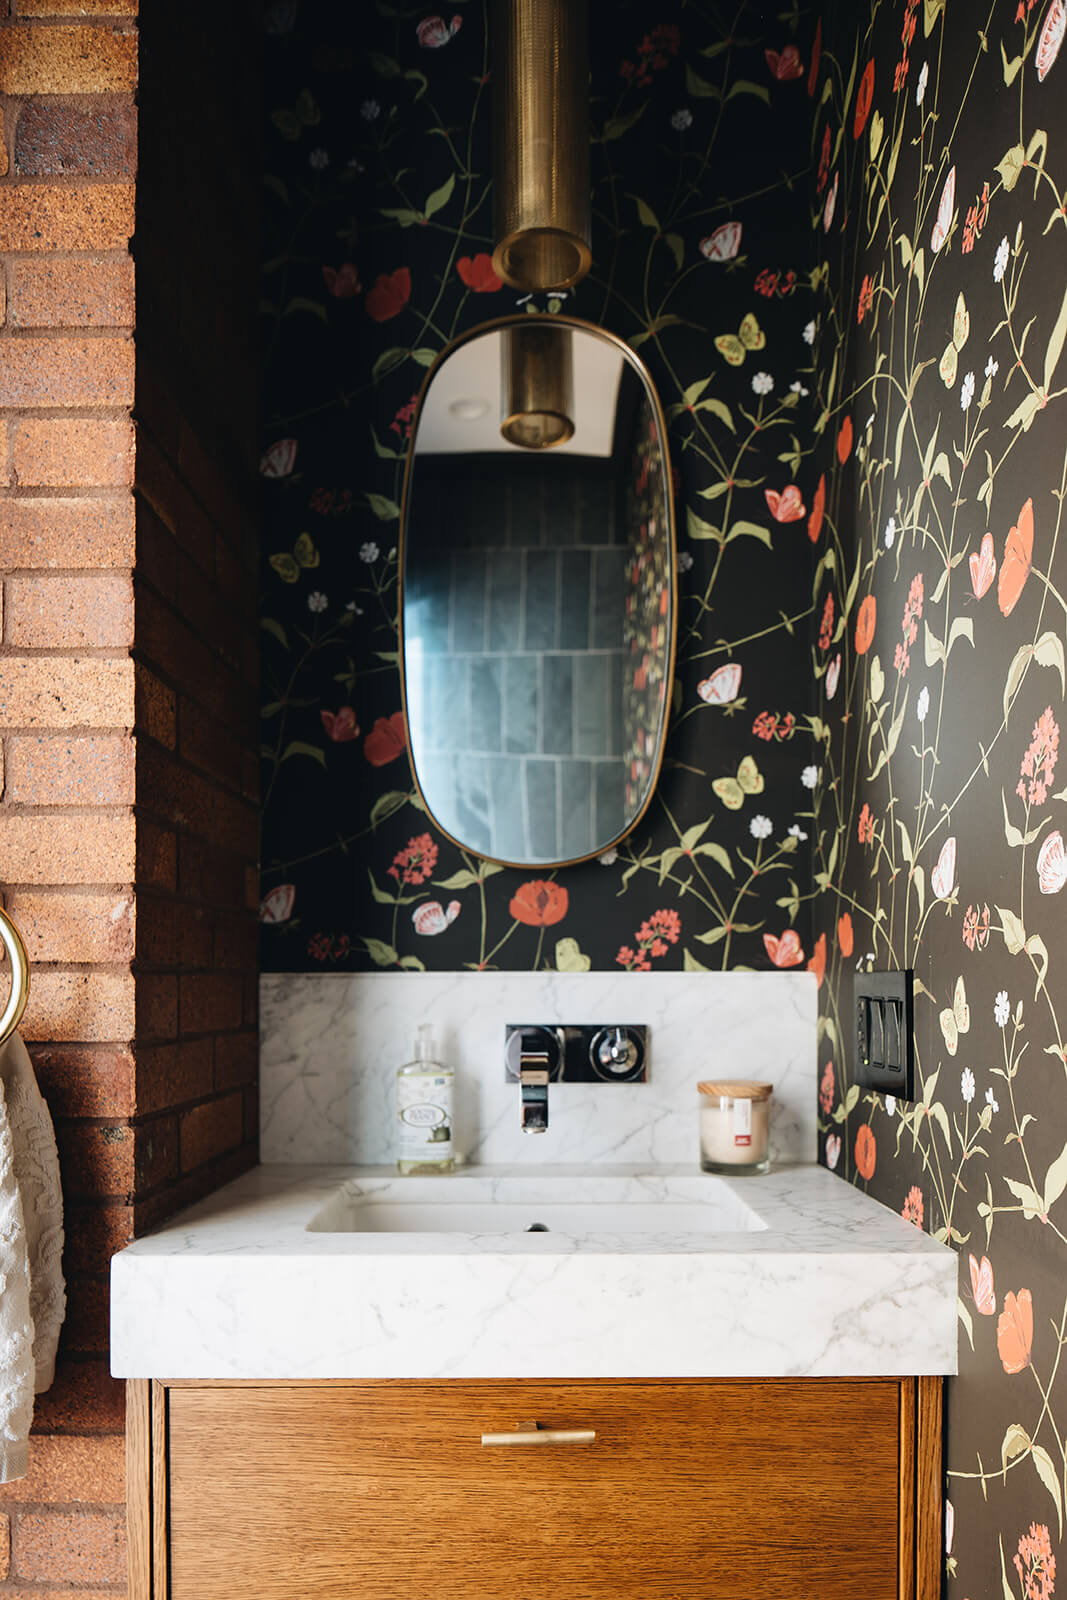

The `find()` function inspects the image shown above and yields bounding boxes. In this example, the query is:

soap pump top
[413,1023,437,1063]
[396,1022,455,1174]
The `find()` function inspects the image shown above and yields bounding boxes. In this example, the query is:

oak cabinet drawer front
[165,1380,901,1600]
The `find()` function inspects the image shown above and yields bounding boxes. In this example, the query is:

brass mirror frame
[397,314,678,870]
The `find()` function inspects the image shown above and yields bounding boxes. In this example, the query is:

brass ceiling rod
[491,0,592,293]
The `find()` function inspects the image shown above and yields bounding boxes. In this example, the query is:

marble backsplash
[260,971,817,1167]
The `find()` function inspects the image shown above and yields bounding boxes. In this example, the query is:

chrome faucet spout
[519,1047,550,1134]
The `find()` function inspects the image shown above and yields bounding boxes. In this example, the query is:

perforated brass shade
[491,0,591,292]
[500,322,574,449]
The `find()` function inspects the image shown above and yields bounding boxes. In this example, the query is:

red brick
[22,971,134,1044]
[5,889,134,962]
[9,256,134,330]
[0,815,134,884]
[134,1038,212,1116]
[214,1028,257,1091]
[15,98,137,177]
[55,1119,133,1197]
[61,1273,111,1354]
[0,336,133,408]
[213,912,256,971]
[135,972,177,1039]
[179,1091,242,1171]
[136,893,211,968]
[12,417,134,488]
[0,1510,8,1579]
[0,184,133,251]
[134,497,178,602]
[134,816,175,889]
[5,734,133,805]
[5,572,134,647]
[0,25,136,94]
[61,1200,131,1273]
[15,1508,125,1584]
[0,1433,123,1504]
[135,427,214,573]
[0,419,9,487]
[32,1357,124,1434]
[134,662,176,749]
[18,0,138,11]
[0,495,134,567]
[28,1042,134,1118]
[179,834,245,906]
[134,1112,178,1191]
[0,656,134,729]
[179,972,242,1034]
[179,699,243,789]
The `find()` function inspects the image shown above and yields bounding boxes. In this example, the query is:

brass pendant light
[491,0,591,293]
[500,321,575,449]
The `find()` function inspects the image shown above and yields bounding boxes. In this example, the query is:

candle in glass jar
[697,1080,772,1174]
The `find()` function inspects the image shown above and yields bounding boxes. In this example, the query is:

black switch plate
[854,970,915,1100]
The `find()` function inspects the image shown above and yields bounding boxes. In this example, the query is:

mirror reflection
[401,317,675,867]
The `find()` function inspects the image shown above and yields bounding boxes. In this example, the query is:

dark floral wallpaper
[259,0,822,977]
[810,1,1067,1595]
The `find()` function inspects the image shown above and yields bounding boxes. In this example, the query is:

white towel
[0,1032,65,1397]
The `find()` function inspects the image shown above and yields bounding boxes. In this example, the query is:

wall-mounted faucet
[505,1023,648,1134]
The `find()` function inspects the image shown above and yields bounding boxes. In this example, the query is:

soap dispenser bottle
[396,1023,455,1175]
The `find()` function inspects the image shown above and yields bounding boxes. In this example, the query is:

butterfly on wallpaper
[1037,0,1066,81]
[825,652,842,700]
[270,531,320,583]
[764,44,804,80]
[260,437,298,478]
[762,929,805,967]
[1037,830,1067,895]
[700,221,742,262]
[969,532,996,599]
[968,1253,996,1317]
[998,497,1033,617]
[714,313,766,366]
[712,754,764,809]
[939,975,970,1057]
[697,662,742,705]
[764,484,807,523]
[931,166,956,254]
[931,835,957,900]
[260,884,296,924]
[412,900,461,936]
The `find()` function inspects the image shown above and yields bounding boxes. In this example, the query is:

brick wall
[0,0,260,1590]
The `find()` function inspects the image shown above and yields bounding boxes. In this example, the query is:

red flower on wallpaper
[818,592,834,651]
[816,123,831,194]
[856,273,874,324]
[807,17,821,96]
[999,498,1034,617]
[819,1060,835,1114]
[764,484,806,522]
[806,931,826,987]
[1017,706,1059,807]
[857,803,875,845]
[998,1288,1034,1374]
[852,59,875,139]
[855,1124,876,1181]
[836,415,853,462]
[901,1186,923,1227]
[389,833,439,886]
[322,262,361,298]
[808,473,825,543]
[854,593,877,654]
[457,253,502,292]
[364,712,407,766]
[765,45,804,80]
[1015,1521,1056,1600]
[763,929,805,968]
[617,909,681,970]
[962,902,992,949]
[365,268,411,322]
[837,912,853,958]
[510,880,569,927]
[321,706,359,741]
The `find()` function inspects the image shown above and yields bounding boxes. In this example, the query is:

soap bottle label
[398,1072,453,1161]
[732,1097,752,1147]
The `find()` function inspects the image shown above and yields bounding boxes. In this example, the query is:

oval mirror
[400,315,676,868]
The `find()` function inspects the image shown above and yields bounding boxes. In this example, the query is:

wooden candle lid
[697,1080,773,1100]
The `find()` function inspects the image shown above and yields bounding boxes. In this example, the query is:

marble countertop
[110,1162,958,1380]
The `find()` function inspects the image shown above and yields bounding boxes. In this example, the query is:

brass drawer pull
[481,1421,596,1447]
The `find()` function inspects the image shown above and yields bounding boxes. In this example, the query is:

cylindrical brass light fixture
[500,322,575,449]
[491,0,591,292]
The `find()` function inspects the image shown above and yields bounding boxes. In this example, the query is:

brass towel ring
[0,909,29,1050]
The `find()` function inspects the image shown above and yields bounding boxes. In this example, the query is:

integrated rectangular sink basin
[306,1171,766,1238]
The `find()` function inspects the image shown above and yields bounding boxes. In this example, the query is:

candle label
[732,1097,752,1147]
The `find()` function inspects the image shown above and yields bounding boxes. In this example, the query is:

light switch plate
[854,970,915,1101]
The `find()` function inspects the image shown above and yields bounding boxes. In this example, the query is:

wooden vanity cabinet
[128,1377,942,1600]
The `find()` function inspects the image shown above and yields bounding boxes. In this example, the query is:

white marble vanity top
[110,1162,957,1380]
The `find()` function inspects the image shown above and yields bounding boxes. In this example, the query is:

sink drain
[526,1222,549,1232]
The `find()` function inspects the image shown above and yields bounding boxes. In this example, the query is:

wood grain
[916,1376,943,1600]
[164,1379,902,1600]
[152,1380,168,1600]
[125,1379,151,1600]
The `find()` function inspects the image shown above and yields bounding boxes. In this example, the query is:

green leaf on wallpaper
[695,397,736,431]
[997,143,1027,193]
[371,426,402,459]
[687,509,721,541]
[726,79,770,106]
[633,195,660,230]
[372,348,408,382]
[1043,1138,1067,1211]
[369,790,409,829]
[600,103,647,143]
[1005,389,1043,433]
[1002,1422,1032,1475]
[1005,1177,1046,1219]
[261,617,288,650]
[870,695,907,781]
[411,348,438,367]
[398,956,425,971]
[869,111,884,162]
[998,905,1027,955]
[281,740,326,767]
[724,520,771,549]
[1032,1444,1063,1535]
[912,245,926,298]
[369,51,402,78]
[695,480,729,500]
[665,234,684,272]
[1044,283,1067,388]
[898,233,912,268]
[555,938,591,973]
[284,297,328,322]
[683,948,710,972]
[379,207,424,228]
[957,1297,974,1351]
[364,938,399,967]
[365,493,400,521]
[693,924,728,946]
[923,0,945,35]
[695,841,734,877]
[433,868,483,890]
[913,863,926,922]
[424,173,455,218]
[684,65,721,100]
[683,378,711,407]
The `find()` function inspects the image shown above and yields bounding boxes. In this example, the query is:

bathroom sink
[305,1171,766,1237]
